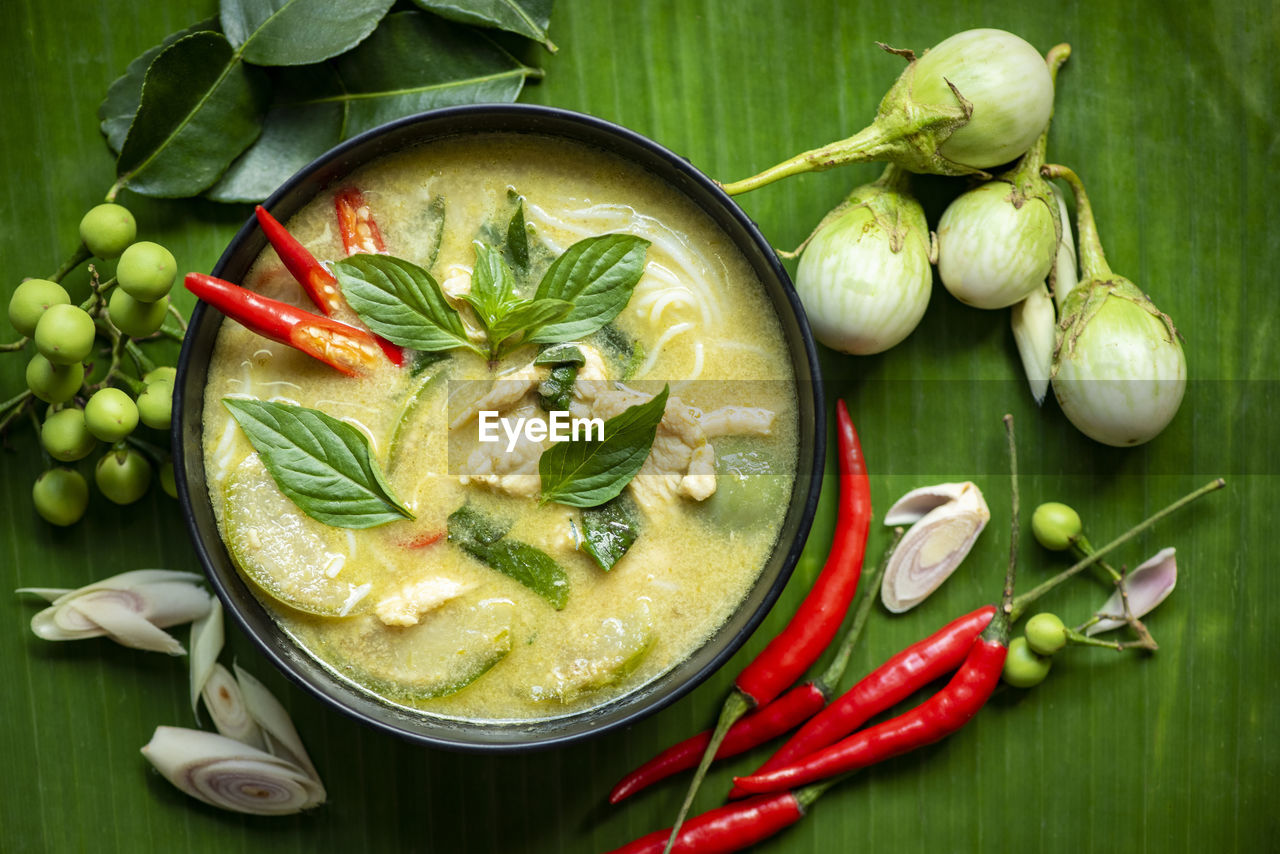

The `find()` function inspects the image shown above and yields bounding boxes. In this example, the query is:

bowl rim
[174,103,826,752]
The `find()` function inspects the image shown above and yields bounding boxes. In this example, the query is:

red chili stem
[184,273,383,377]
[728,603,996,798]
[732,635,1008,794]
[610,528,898,806]
[608,684,826,805]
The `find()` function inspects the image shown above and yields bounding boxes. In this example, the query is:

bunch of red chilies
[605,402,1015,854]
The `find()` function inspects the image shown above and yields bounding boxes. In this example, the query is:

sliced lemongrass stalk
[1086,547,1177,635]
[203,663,266,749]
[141,726,324,816]
[233,663,321,782]
[27,570,211,653]
[883,482,972,525]
[15,587,74,602]
[1049,184,1079,310]
[1011,283,1056,404]
[882,481,990,613]
[189,597,224,718]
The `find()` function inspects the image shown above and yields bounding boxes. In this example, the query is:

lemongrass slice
[1086,547,1177,635]
[882,482,990,613]
[15,587,74,602]
[233,663,321,783]
[883,482,972,526]
[141,726,324,816]
[26,569,211,650]
[203,663,266,749]
[190,597,224,718]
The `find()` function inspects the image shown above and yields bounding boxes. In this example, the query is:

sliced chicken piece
[458,400,548,498]
[375,577,475,627]
[450,362,544,430]
[701,406,776,438]
[679,444,717,500]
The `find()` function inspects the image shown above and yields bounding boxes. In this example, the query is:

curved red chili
[605,791,805,854]
[335,187,387,255]
[729,603,997,797]
[736,398,872,706]
[184,273,385,377]
[608,683,826,805]
[255,204,405,367]
[732,627,1009,795]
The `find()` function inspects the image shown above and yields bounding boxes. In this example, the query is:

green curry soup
[202,135,799,720]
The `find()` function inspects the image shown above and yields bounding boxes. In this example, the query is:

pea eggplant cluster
[3,203,183,525]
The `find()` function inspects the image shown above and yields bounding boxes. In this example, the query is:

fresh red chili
[335,187,386,255]
[254,205,346,316]
[606,791,807,854]
[732,624,1009,794]
[184,273,385,377]
[728,603,997,797]
[255,204,405,367]
[399,531,444,549]
[662,399,871,847]
[735,398,872,706]
[609,683,826,805]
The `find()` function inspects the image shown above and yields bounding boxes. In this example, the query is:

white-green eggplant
[722,29,1055,195]
[937,45,1069,309]
[1046,165,1186,446]
[794,165,934,355]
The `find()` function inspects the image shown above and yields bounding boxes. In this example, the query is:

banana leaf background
[2,0,1275,850]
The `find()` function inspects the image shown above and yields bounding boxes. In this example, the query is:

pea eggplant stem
[1009,478,1225,620]
[660,399,872,853]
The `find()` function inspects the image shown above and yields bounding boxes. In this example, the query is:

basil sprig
[223,398,414,529]
[334,232,648,362]
[539,385,669,508]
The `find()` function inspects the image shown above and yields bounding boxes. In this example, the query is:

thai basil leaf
[534,344,585,367]
[462,241,518,328]
[207,66,345,203]
[539,385,669,508]
[531,234,651,343]
[333,254,479,354]
[223,398,414,529]
[580,494,641,571]
[488,299,572,357]
[115,32,268,198]
[333,12,541,138]
[412,0,557,52]
[507,198,530,271]
[221,0,394,67]
[537,364,577,412]
[98,18,219,154]
[448,506,569,608]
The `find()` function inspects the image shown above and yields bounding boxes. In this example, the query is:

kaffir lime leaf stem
[661,691,752,854]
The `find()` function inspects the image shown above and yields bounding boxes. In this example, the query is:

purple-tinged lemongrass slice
[141,726,324,816]
[1086,547,1177,635]
[882,482,990,613]
[233,663,321,784]
[28,570,211,653]
[203,663,265,749]
[189,597,224,717]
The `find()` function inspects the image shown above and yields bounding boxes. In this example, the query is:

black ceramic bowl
[174,104,825,751]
